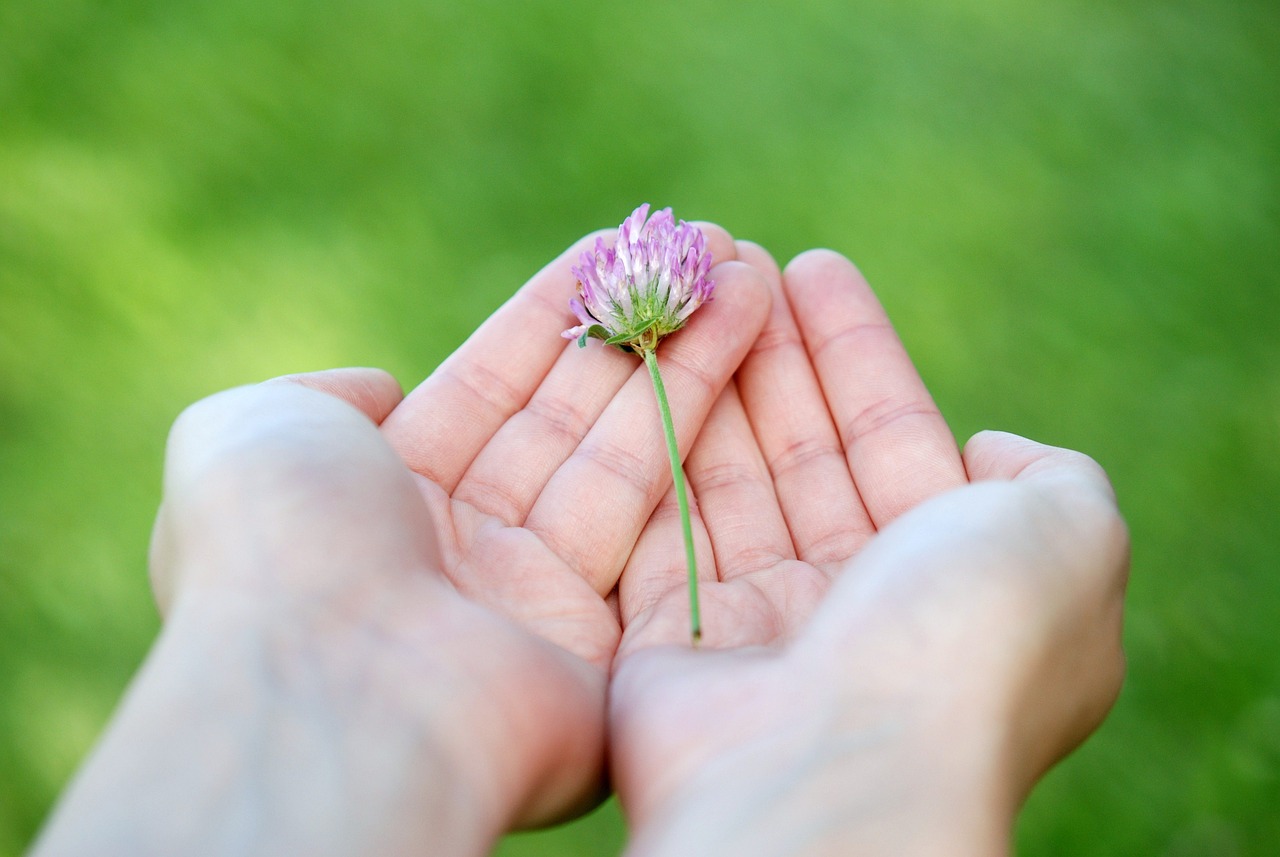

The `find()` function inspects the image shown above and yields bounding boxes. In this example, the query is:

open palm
[610,247,1128,845]
[379,229,769,667]
[148,227,770,836]
[617,245,968,652]
[369,228,770,826]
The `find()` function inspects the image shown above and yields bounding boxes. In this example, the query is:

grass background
[2,0,1277,853]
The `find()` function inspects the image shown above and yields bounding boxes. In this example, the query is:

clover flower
[564,204,714,644]
[562,204,714,352]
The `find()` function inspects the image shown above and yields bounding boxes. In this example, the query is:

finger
[783,249,966,527]
[735,242,875,567]
[379,231,609,491]
[685,383,794,579]
[526,260,772,594]
[617,382,792,626]
[265,367,404,425]
[733,238,778,278]
[618,479,716,627]
[963,430,1116,500]
[451,225,740,525]
[451,341,636,525]
[963,431,1128,595]
[688,221,738,264]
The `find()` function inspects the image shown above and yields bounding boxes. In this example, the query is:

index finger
[380,231,609,490]
[265,367,404,424]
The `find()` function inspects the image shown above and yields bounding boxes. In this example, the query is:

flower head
[562,204,714,353]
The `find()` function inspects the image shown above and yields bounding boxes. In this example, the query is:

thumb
[962,430,1116,503]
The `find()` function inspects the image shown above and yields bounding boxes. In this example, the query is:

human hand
[364,226,767,824]
[34,229,771,857]
[42,369,596,856]
[609,248,1129,855]
[375,226,766,674]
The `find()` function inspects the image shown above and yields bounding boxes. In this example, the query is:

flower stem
[642,348,702,645]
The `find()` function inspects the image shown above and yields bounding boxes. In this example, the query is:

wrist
[35,586,511,857]
[187,583,608,840]
[173,580,609,836]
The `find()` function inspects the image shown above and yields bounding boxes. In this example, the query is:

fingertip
[266,367,405,425]
[661,261,771,395]
[782,247,864,285]
[962,429,1059,480]
[781,249,878,320]
[963,430,1117,503]
[961,430,1038,480]
[710,259,773,340]
[734,240,782,285]
[688,221,737,264]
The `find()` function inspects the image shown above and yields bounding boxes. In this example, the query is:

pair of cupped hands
[38,227,1129,857]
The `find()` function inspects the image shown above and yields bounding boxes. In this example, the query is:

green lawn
[2,0,1277,853]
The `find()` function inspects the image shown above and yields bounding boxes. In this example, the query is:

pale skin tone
[611,245,1129,855]
[31,230,1128,857]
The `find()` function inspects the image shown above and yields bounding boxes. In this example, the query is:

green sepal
[605,316,658,346]
[577,324,610,348]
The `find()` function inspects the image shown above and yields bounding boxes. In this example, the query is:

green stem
[642,348,702,645]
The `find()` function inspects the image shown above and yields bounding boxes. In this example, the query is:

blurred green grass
[2,0,1277,853]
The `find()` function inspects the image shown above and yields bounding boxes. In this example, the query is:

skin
[610,245,1130,856]
[31,230,1128,857]
[33,228,771,856]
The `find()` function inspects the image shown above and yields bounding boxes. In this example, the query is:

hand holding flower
[609,246,1130,856]
[30,222,1127,857]
[34,226,771,856]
